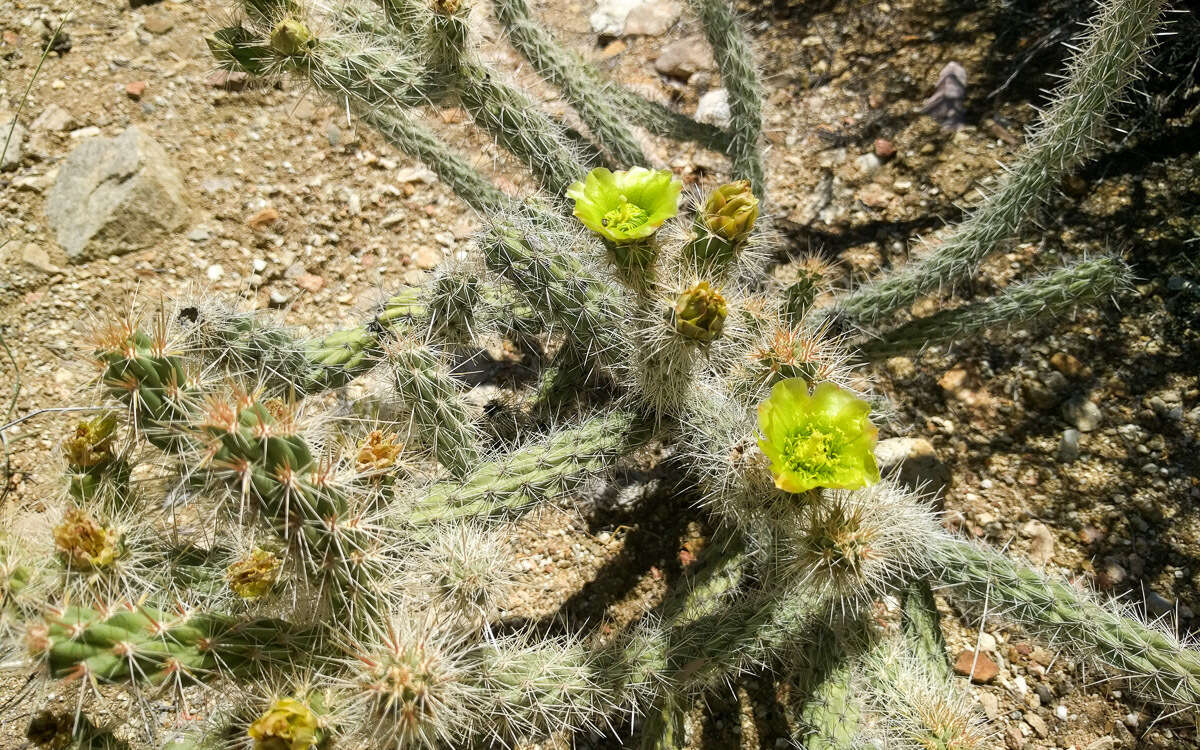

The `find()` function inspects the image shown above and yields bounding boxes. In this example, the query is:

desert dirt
[1,0,1198,748]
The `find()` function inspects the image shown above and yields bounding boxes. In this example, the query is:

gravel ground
[1,0,1198,748]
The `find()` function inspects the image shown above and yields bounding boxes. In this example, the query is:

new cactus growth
[4,0,1189,747]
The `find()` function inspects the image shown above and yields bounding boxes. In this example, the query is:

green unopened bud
[248,697,321,750]
[703,180,759,244]
[270,18,314,57]
[227,548,281,600]
[673,281,728,343]
[52,509,121,571]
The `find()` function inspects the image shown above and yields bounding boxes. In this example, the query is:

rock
[654,37,713,80]
[695,89,730,127]
[21,243,59,274]
[885,356,916,382]
[205,264,224,281]
[1057,428,1080,463]
[623,1,680,36]
[1024,712,1049,738]
[1,117,25,171]
[856,183,894,210]
[412,246,443,270]
[296,273,325,292]
[978,691,1000,719]
[1050,352,1088,378]
[953,650,998,683]
[125,81,148,100]
[1021,520,1055,565]
[875,437,950,497]
[1085,739,1115,750]
[204,70,249,91]
[45,127,189,261]
[247,206,280,230]
[30,104,77,132]
[873,138,896,160]
[141,7,174,34]
[1096,559,1126,590]
[1063,395,1103,432]
[1144,588,1176,619]
[590,0,642,36]
[397,166,438,184]
[187,226,210,243]
[1004,725,1024,750]
[853,152,882,176]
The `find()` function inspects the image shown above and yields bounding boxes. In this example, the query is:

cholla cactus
[4,0,1191,748]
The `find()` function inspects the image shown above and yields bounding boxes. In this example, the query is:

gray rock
[623,1,680,36]
[695,88,730,127]
[45,127,189,261]
[1063,395,1102,432]
[1,118,25,171]
[875,437,950,498]
[590,0,641,36]
[30,104,78,133]
[1057,429,1080,462]
[654,37,714,80]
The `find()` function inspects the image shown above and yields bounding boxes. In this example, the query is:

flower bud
[673,281,728,343]
[248,698,321,750]
[52,509,120,571]
[227,548,281,600]
[62,414,118,469]
[703,180,759,244]
[270,18,314,57]
[356,430,404,474]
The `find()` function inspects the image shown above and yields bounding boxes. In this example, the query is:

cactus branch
[857,256,1133,358]
[934,536,1200,712]
[687,0,766,195]
[833,0,1164,326]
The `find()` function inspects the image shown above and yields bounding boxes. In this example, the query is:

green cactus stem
[857,256,1133,359]
[687,0,766,195]
[833,0,1165,326]
[27,604,307,683]
[934,536,1200,712]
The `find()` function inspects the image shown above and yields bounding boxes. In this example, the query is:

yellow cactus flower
[248,698,321,750]
[756,378,880,494]
[62,413,118,469]
[566,167,682,244]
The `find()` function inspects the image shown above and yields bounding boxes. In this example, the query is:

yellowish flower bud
[356,430,404,473]
[248,698,321,750]
[673,282,728,343]
[227,548,281,600]
[62,413,118,469]
[270,18,314,57]
[703,180,759,244]
[52,509,120,571]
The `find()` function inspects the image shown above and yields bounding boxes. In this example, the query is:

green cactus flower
[756,378,880,494]
[566,167,682,244]
[248,698,321,750]
[673,281,728,342]
[703,180,759,244]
